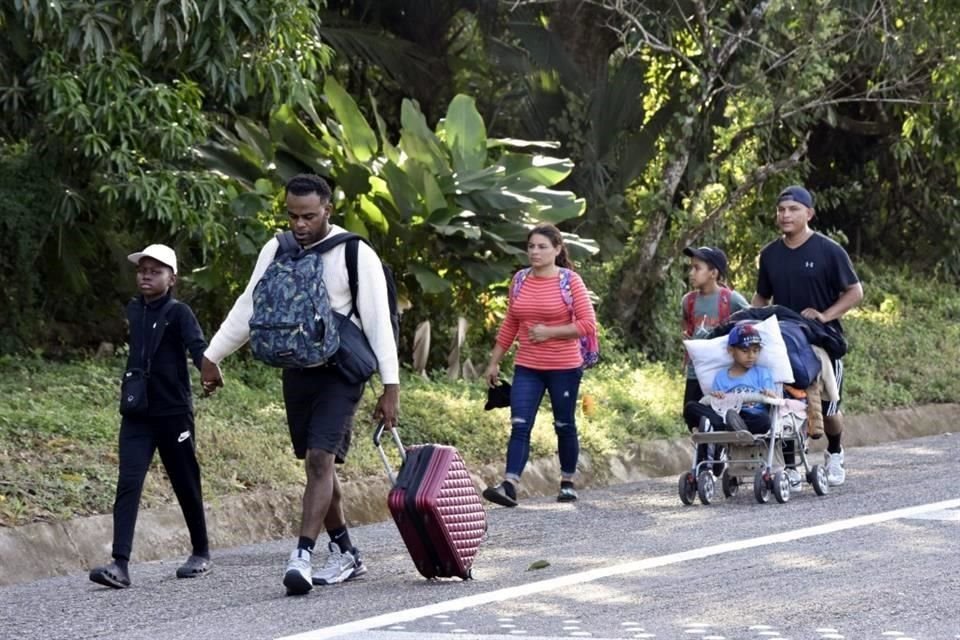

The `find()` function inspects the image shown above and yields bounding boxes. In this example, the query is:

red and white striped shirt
[496,271,597,370]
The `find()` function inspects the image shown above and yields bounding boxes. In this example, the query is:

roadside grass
[841,264,960,412]
[0,352,685,527]
[1,265,958,527]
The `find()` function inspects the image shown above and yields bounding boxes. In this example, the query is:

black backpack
[278,230,400,347]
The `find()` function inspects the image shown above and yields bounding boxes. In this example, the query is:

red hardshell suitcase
[375,424,486,579]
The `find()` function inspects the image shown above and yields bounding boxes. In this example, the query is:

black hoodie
[124,292,207,416]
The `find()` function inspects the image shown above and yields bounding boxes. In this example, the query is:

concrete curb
[1,403,956,586]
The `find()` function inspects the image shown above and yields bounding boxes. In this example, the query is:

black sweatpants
[111,413,208,561]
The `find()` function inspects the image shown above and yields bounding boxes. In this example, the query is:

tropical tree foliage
[2,0,959,358]
[579,0,956,350]
[199,78,594,358]
[0,0,331,349]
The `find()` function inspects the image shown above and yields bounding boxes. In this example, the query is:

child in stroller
[679,321,830,504]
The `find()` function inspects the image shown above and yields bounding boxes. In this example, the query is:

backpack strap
[718,287,732,321]
[312,232,367,318]
[683,291,697,337]
[143,298,179,375]
[509,268,532,301]
[558,268,575,314]
[345,239,361,319]
[275,230,301,259]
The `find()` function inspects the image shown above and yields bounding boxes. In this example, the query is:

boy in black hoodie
[89,244,212,588]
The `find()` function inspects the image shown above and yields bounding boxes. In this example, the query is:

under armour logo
[805,261,815,269]
[177,431,190,443]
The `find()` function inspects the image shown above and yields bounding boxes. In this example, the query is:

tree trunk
[548,1,620,77]
[610,149,689,341]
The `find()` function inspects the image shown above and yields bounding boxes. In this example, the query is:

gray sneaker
[283,548,313,595]
[312,541,359,585]
[824,448,846,486]
[314,545,367,585]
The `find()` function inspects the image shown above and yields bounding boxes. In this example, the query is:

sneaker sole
[283,570,313,595]
[482,487,518,507]
[313,569,353,585]
[557,494,578,503]
[314,563,368,586]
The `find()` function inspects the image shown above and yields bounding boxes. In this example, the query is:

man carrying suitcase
[201,174,400,594]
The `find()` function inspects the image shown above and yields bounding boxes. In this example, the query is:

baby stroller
[678,391,829,505]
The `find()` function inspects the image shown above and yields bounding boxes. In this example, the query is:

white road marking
[277,498,960,640]
[901,509,960,521]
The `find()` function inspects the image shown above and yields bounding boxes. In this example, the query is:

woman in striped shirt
[481,224,597,507]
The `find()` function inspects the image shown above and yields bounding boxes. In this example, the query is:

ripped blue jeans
[505,365,583,483]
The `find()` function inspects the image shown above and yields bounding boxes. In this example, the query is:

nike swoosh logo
[177,431,190,443]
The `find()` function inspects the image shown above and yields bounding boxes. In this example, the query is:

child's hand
[200,357,224,396]
[711,391,725,399]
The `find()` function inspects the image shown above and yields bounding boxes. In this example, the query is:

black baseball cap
[683,246,728,278]
[777,185,814,208]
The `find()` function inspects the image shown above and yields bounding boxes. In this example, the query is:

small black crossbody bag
[120,299,177,416]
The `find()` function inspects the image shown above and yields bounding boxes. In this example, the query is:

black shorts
[282,366,365,462]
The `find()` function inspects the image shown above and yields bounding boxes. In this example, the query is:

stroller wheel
[772,470,791,503]
[697,471,716,505]
[753,467,771,504]
[721,472,739,498]
[678,471,697,505]
[807,464,829,496]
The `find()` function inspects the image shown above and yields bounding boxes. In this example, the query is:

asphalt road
[2,434,959,640]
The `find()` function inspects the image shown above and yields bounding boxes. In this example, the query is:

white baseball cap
[127,244,178,274]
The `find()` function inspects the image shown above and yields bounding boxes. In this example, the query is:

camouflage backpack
[249,232,340,368]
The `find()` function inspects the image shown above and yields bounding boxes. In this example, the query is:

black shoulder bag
[309,233,381,385]
[120,299,177,416]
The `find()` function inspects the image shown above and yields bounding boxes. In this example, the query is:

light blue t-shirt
[712,365,776,414]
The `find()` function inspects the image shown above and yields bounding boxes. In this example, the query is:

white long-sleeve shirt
[204,225,400,384]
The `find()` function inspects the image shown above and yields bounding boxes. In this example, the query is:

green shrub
[842,264,960,412]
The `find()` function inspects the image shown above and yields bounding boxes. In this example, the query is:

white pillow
[683,314,794,396]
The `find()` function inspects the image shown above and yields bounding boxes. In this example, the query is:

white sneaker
[824,449,846,486]
[283,548,313,595]
[785,468,803,492]
[312,541,359,585]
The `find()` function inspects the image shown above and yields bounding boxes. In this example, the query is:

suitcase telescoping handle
[373,421,406,485]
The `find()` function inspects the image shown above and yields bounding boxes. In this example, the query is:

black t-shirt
[756,232,859,334]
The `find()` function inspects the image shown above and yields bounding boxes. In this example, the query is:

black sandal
[176,555,212,578]
[89,562,131,589]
